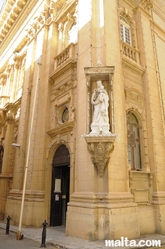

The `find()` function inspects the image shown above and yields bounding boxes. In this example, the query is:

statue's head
[96,80,103,88]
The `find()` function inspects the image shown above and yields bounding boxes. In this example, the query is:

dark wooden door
[50,165,70,226]
[50,167,62,226]
[61,166,70,225]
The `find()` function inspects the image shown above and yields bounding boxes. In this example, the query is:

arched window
[120,17,131,45]
[68,22,78,44]
[127,112,141,170]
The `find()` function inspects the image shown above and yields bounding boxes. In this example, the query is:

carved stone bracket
[84,135,116,177]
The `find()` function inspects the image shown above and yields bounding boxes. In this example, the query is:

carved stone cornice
[84,66,115,91]
[136,0,153,11]
[0,0,44,51]
[53,80,76,98]
[4,98,21,116]
[84,135,116,177]
[50,60,77,82]
[0,0,28,44]
[141,0,153,10]
[47,120,74,138]
[122,57,145,76]
[54,0,77,24]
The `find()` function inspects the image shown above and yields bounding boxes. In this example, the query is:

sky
[0,0,4,12]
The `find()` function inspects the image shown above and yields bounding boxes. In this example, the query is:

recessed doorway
[50,144,70,226]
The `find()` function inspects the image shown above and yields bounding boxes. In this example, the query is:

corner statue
[90,80,111,135]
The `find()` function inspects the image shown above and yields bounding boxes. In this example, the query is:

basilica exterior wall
[0,0,165,240]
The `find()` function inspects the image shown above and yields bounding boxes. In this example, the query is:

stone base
[90,123,111,135]
[152,191,165,233]
[5,190,45,227]
[138,206,156,235]
[0,175,12,222]
[66,192,140,240]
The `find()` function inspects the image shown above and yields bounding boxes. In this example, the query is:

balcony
[121,41,140,64]
[53,43,77,71]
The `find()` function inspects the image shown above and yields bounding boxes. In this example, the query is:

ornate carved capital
[0,73,7,85]
[6,112,15,125]
[0,111,5,126]
[84,135,116,177]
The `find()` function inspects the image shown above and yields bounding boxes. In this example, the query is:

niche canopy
[84,66,116,177]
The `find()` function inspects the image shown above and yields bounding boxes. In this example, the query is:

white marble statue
[90,80,110,135]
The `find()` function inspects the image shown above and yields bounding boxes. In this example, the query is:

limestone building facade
[0,0,165,240]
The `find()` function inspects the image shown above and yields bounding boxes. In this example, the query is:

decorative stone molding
[124,87,143,106]
[26,12,45,43]
[53,80,76,97]
[47,121,74,138]
[54,84,76,125]
[8,189,45,202]
[139,0,153,11]
[84,136,115,177]
[129,171,153,205]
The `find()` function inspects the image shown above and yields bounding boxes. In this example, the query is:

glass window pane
[125,27,130,44]
[120,24,124,40]
[127,112,141,170]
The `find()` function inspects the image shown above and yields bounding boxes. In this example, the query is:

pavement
[0,227,54,249]
[1,221,165,249]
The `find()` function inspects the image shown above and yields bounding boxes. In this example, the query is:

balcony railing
[54,43,77,70]
[121,41,140,64]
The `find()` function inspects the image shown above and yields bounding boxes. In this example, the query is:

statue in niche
[90,80,111,135]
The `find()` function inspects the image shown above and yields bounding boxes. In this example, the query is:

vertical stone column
[58,23,64,53]
[11,39,36,191]
[11,58,20,102]
[137,6,165,234]
[1,110,15,175]
[101,0,139,240]
[66,0,98,240]
[6,65,13,100]
[29,18,59,222]
[0,74,7,106]
[95,0,105,65]
[5,31,40,227]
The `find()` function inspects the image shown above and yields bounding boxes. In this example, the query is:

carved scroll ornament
[85,136,115,177]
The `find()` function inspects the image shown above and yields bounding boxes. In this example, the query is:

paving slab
[0,221,165,249]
